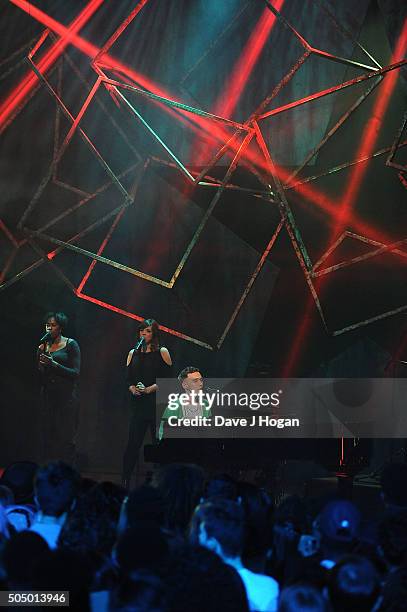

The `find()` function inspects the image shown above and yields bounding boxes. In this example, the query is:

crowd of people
[0,459,407,611]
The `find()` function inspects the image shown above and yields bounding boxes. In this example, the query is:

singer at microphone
[37,311,81,465]
[122,318,172,488]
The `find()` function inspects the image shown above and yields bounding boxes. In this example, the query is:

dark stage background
[0,0,406,474]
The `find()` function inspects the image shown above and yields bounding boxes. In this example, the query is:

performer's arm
[160,347,172,366]
[48,340,81,379]
[126,349,141,396]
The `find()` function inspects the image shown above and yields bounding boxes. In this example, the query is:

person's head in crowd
[34,461,80,518]
[117,485,166,535]
[3,531,49,589]
[380,462,407,510]
[152,464,205,533]
[110,571,168,612]
[58,481,125,558]
[178,367,204,393]
[115,523,169,576]
[31,549,93,612]
[237,482,273,572]
[328,555,380,612]
[190,499,245,563]
[378,509,407,569]
[204,474,238,502]
[278,583,328,612]
[95,480,126,507]
[190,500,281,612]
[0,461,37,504]
[0,486,14,508]
[378,566,407,611]
[314,500,360,567]
[161,544,249,612]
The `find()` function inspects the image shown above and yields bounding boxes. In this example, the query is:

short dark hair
[381,462,407,508]
[329,555,380,611]
[162,545,249,612]
[318,500,360,543]
[34,461,79,517]
[178,366,202,382]
[190,499,244,558]
[44,311,68,331]
[279,583,328,612]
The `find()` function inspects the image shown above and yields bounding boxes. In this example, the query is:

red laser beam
[281,20,407,376]
[243,134,400,247]
[11,0,406,237]
[8,0,101,59]
[0,0,104,131]
[281,292,316,377]
[19,0,401,252]
[214,2,284,120]
[195,2,283,165]
[8,0,180,102]
[11,0,406,359]
[332,18,407,235]
[11,0,238,172]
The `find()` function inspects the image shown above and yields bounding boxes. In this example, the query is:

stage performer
[122,318,172,488]
[37,312,81,465]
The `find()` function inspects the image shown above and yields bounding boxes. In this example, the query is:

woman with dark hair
[122,319,172,488]
[37,312,80,464]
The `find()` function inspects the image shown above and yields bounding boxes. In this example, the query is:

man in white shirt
[190,499,279,611]
[159,367,211,439]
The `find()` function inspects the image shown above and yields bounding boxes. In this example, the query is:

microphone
[134,337,145,351]
[39,331,52,344]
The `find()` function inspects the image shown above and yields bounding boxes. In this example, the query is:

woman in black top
[37,312,80,464]
[122,319,172,487]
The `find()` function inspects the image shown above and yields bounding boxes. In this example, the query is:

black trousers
[40,384,79,465]
[122,396,156,480]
